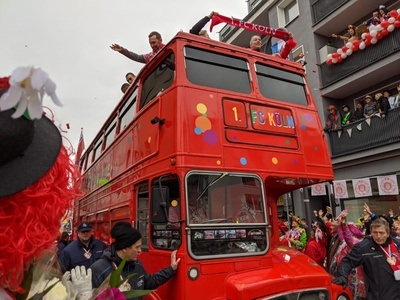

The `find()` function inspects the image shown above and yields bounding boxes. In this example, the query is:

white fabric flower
[0,66,62,119]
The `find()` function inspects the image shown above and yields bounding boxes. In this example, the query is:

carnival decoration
[325,9,400,65]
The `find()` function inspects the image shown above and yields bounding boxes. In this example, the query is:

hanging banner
[333,180,348,199]
[311,183,326,196]
[377,175,399,195]
[209,14,297,59]
[352,178,372,197]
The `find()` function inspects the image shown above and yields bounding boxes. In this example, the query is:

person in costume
[0,67,91,300]
[280,215,307,250]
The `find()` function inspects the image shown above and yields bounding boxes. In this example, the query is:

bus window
[137,182,149,248]
[186,172,267,258]
[104,120,117,148]
[140,52,175,108]
[184,46,251,94]
[151,175,182,250]
[119,88,138,131]
[186,172,265,225]
[93,139,103,162]
[255,63,308,106]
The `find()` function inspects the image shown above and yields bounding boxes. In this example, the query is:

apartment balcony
[326,107,400,158]
[319,28,400,93]
[311,0,349,25]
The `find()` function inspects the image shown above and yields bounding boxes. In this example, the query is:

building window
[292,45,307,71]
[277,0,299,27]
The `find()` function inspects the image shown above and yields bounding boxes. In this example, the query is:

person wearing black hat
[0,68,91,298]
[90,221,180,296]
[59,221,107,273]
[341,104,353,125]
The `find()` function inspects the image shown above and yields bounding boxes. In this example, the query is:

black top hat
[0,107,62,197]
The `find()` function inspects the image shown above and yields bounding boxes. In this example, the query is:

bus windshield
[186,172,265,224]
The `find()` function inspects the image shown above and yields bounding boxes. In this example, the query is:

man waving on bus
[110,31,165,64]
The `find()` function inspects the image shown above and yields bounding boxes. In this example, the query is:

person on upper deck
[250,35,262,52]
[125,72,136,84]
[110,31,165,64]
[190,11,219,38]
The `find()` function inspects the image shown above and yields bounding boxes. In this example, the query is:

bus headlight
[188,267,199,280]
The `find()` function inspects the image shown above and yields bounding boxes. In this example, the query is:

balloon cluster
[326,9,400,65]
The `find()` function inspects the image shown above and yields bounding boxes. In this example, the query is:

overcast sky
[0,0,248,154]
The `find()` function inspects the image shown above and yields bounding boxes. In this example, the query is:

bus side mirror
[151,186,169,224]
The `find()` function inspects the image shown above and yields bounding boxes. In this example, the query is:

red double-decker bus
[75,32,351,300]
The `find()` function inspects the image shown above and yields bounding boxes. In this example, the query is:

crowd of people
[279,204,400,299]
[324,83,400,132]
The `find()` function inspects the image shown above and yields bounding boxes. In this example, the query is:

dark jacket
[90,246,175,299]
[58,236,107,272]
[190,16,210,35]
[337,236,400,300]
[378,96,391,116]
[351,108,364,122]
[57,240,69,256]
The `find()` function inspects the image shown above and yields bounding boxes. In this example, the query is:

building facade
[220,0,400,223]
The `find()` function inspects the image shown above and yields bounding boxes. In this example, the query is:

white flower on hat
[0,66,62,120]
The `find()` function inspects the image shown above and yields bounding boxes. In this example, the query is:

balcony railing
[319,29,400,88]
[311,0,349,25]
[326,107,400,157]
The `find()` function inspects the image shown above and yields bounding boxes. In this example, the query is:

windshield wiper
[195,172,229,203]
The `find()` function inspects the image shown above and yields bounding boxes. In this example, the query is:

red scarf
[210,14,297,59]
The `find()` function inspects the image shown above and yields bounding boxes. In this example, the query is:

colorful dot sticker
[272,157,278,164]
[240,157,247,165]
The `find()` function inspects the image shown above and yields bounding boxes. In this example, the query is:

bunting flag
[333,180,348,199]
[209,14,297,59]
[74,129,85,165]
[365,118,371,126]
[352,178,372,198]
[338,130,342,139]
[311,183,326,196]
[377,175,399,195]
[356,123,362,131]
[347,128,352,137]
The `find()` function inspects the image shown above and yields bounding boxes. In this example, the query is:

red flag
[75,129,85,165]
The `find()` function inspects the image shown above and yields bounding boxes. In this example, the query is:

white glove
[71,266,93,300]
[62,271,78,300]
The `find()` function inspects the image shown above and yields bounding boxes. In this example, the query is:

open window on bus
[150,174,181,250]
[186,171,268,258]
[255,63,308,106]
[119,88,138,133]
[184,46,251,94]
[140,52,175,109]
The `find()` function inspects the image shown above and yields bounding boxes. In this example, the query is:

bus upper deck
[78,31,332,197]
